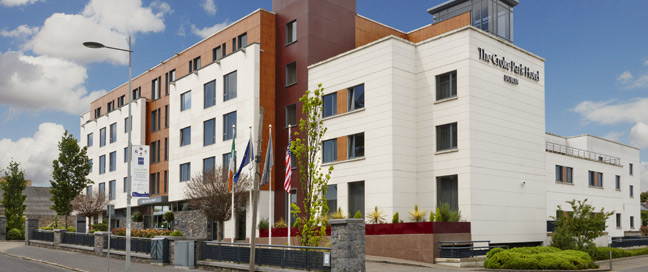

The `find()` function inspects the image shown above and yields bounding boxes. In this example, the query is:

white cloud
[0,0,40,7]
[25,0,170,65]
[0,24,39,39]
[644,59,648,67]
[629,122,648,149]
[191,21,230,38]
[572,98,648,125]
[617,71,633,82]
[0,51,106,114]
[202,0,217,15]
[0,123,65,186]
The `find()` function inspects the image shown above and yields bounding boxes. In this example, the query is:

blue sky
[1,0,647,186]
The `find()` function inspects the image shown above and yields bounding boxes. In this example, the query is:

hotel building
[80,0,640,245]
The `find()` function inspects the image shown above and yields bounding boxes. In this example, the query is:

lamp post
[84,36,134,272]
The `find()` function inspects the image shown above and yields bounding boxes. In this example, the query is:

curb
[0,251,88,272]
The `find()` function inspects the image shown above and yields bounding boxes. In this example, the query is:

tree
[550,199,613,256]
[71,189,108,229]
[1,160,27,232]
[640,191,648,203]
[290,83,334,247]
[50,131,92,228]
[183,167,250,241]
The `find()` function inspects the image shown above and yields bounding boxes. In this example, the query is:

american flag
[284,133,292,193]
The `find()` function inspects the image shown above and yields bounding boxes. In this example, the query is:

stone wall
[174,210,209,239]
[330,218,365,272]
[34,215,76,228]
[0,216,5,240]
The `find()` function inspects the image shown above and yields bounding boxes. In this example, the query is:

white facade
[168,43,269,239]
[80,98,147,210]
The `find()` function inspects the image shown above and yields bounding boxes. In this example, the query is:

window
[99,182,105,196]
[286,62,296,86]
[151,109,158,132]
[286,189,297,223]
[169,69,176,82]
[436,123,458,151]
[616,213,622,228]
[232,38,236,52]
[124,117,131,133]
[151,141,158,163]
[286,20,297,44]
[224,71,237,101]
[152,78,160,100]
[322,139,337,163]
[323,93,337,118]
[204,118,216,146]
[164,138,168,161]
[109,151,116,172]
[150,173,157,195]
[87,133,93,147]
[237,33,247,49]
[286,104,297,127]
[124,147,128,162]
[180,163,191,182]
[631,216,635,229]
[437,175,459,211]
[164,171,168,193]
[165,105,169,128]
[436,71,457,101]
[89,159,93,173]
[630,185,634,197]
[204,80,216,108]
[109,180,115,200]
[223,153,231,173]
[100,127,106,147]
[213,46,221,61]
[326,184,337,213]
[588,171,603,187]
[110,123,117,143]
[223,111,237,140]
[348,84,365,111]
[616,175,621,190]
[222,43,227,57]
[630,163,633,175]
[99,155,106,174]
[123,177,127,193]
[190,56,201,73]
[555,165,573,183]
[95,107,102,119]
[107,101,114,112]
[165,72,169,96]
[291,153,297,169]
[132,87,140,100]
[180,127,191,146]
[203,157,215,173]
[348,181,365,218]
[118,95,125,107]
[87,186,93,197]
[181,91,191,111]
[348,133,365,159]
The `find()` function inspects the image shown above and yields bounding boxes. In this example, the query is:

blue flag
[234,133,253,183]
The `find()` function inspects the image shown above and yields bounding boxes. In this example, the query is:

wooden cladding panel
[562,167,567,182]
[337,136,347,162]
[337,89,347,115]
[259,11,277,191]
[355,16,407,48]
[408,12,471,43]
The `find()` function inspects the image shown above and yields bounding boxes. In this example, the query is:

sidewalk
[0,241,186,272]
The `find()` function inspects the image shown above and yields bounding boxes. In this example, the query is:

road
[0,254,71,271]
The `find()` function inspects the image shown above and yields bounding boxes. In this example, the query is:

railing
[611,236,648,248]
[31,230,54,242]
[202,241,331,271]
[62,232,95,247]
[108,236,152,254]
[546,142,621,166]
[438,240,500,258]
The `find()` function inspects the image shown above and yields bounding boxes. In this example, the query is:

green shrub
[593,247,648,260]
[39,227,53,230]
[67,227,76,232]
[169,230,184,237]
[163,211,174,224]
[353,211,362,219]
[641,211,648,227]
[7,228,24,240]
[258,218,269,230]
[392,212,399,224]
[484,246,596,270]
[90,222,108,232]
[132,211,143,222]
[436,202,461,222]
[408,205,426,222]
[429,211,435,222]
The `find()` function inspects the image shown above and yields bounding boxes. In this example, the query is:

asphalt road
[0,254,71,271]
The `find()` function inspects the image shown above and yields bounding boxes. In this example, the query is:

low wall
[174,210,209,239]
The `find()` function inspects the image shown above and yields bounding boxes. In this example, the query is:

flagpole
[268,125,272,245]
[249,125,253,244]
[231,125,236,243]
[287,125,291,246]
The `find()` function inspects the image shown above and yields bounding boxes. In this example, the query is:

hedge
[593,247,648,260]
[484,246,597,270]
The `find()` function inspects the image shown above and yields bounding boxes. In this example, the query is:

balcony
[546,142,621,166]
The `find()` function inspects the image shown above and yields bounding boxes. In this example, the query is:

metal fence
[62,232,95,247]
[108,236,152,254]
[611,236,648,248]
[31,230,54,242]
[438,240,499,258]
[546,142,621,166]
[202,242,331,271]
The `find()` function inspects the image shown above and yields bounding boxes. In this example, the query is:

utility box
[76,215,86,233]
[151,237,169,264]
[174,240,195,269]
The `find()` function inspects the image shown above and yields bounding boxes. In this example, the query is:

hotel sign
[131,145,149,197]
[478,47,540,82]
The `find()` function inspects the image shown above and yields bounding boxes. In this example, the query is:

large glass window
[322,139,337,163]
[323,93,337,118]
[181,91,191,111]
[87,185,93,197]
[180,163,191,182]
[238,33,247,49]
[286,62,297,86]
[224,71,237,101]
[87,133,93,147]
[286,20,297,44]
[326,184,337,213]
[436,123,457,151]
[99,182,105,196]
[99,155,105,174]
[286,104,297,127]
[555,165,573,183]
[100,127,106,147]
[223,111,237,140]
[588,171,603,187]
[437,175,458,211]
[109,151,116,172]
[213,46,221,61]
[436,71,457,101]
[203,157,215,173]
[348,133,365,159]
[180,127,191,146]
[348,181,365,218]
[204,80,216,108]
[109,180,116,200]
[204,118,215,146]
[348,84,365,111]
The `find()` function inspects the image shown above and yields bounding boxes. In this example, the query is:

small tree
[551,199,613,256]
[290,84,334,247]
[131,211,143,223]
[50,131,91,228]
[1,160,27,232]
[183,167,250,241]
[641,191,648,203]
[163,211,174,229]
[71,189,108,230]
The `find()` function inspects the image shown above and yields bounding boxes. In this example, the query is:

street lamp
[84,36,134,272]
